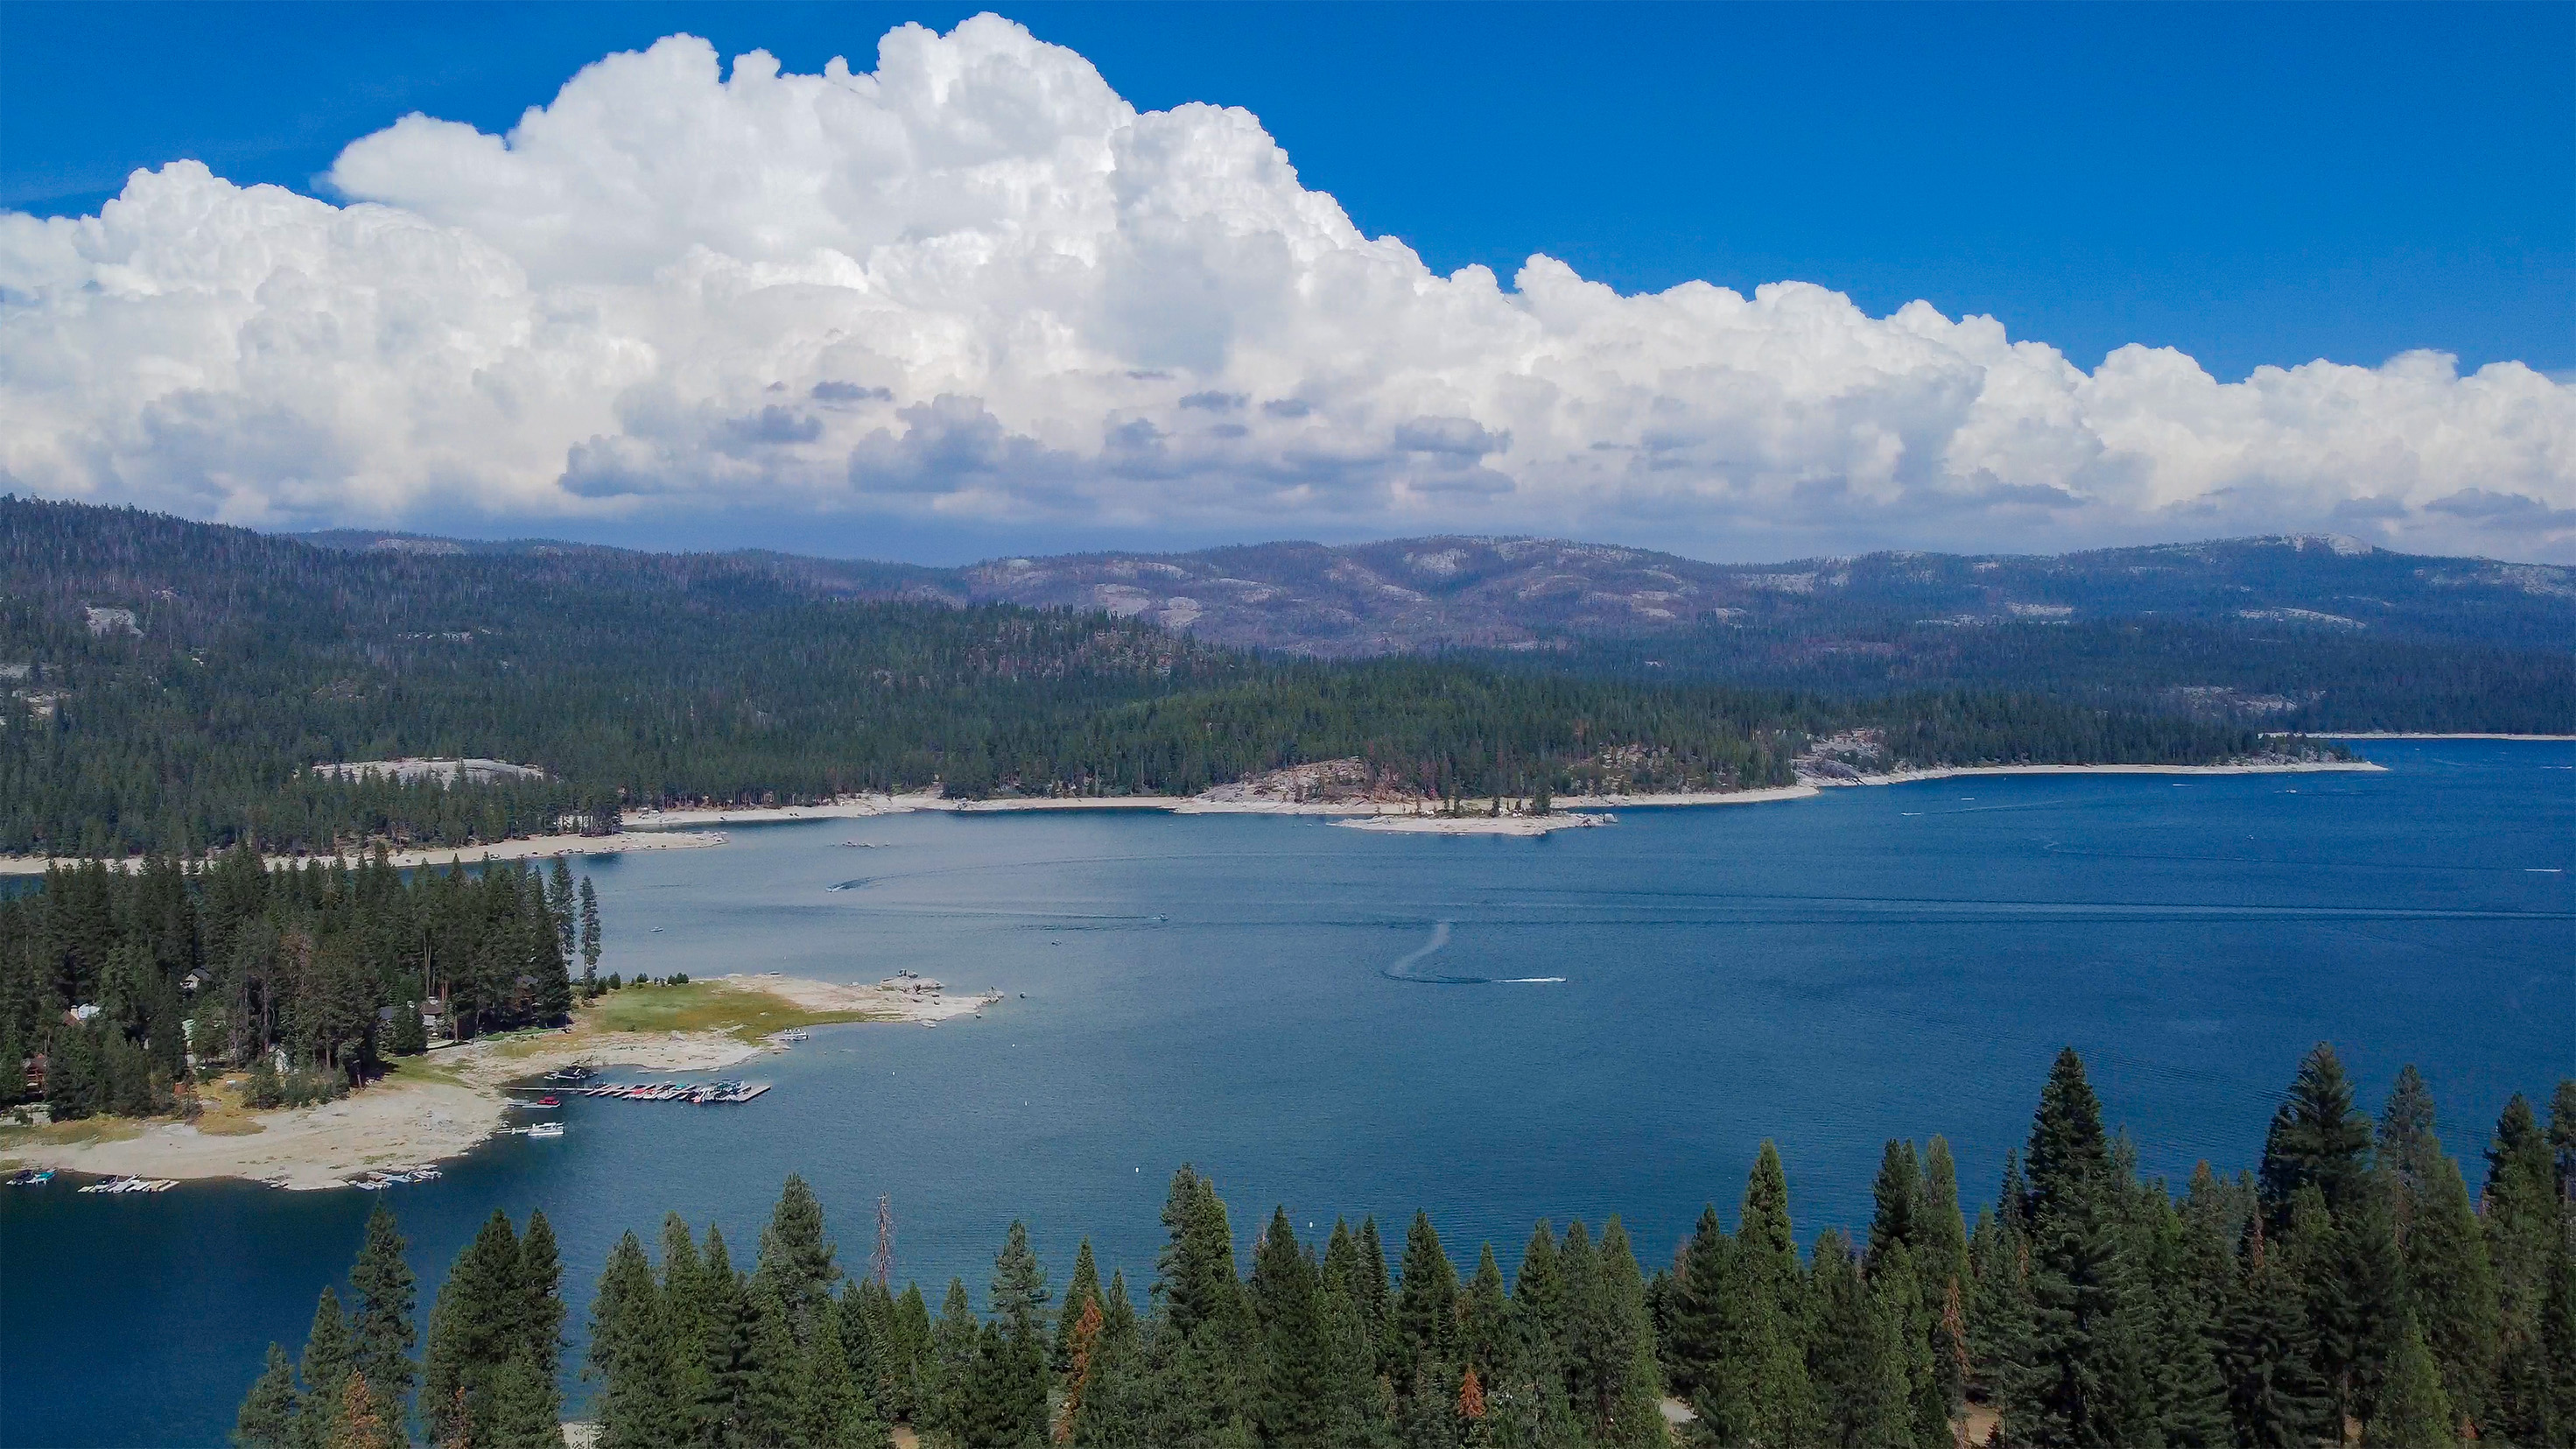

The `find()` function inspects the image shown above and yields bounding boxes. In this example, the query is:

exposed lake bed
[4,739,2567,1447]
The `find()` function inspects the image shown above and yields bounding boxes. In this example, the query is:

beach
[0,974,1002,1190]
[0,758,2390,882]
[0,828,726,877]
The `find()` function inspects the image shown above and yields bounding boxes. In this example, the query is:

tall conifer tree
[235,1343,299,1449]
[294,1286,355,1449]
[347,1203,417,1427]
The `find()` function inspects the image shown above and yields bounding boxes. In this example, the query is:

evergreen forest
[0,851,593,1118]
[3,498,2316,858]
[238,1047,2576,1449]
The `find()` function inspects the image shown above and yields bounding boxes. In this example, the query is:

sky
[3,2,2572,564]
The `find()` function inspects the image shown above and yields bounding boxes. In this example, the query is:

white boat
[524,1122,565,1139]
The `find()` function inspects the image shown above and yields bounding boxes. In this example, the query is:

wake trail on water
[1379,921,1564,985]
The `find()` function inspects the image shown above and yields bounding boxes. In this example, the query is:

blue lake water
[4,740,2570,1446]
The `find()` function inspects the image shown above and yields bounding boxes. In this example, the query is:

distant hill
[303,527,2576,653]
[298,527,2576,733]
[7,498,2292,856]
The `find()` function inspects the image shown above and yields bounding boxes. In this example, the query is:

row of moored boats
[76,1175,176,1193]
[570,1080,770,1104]
[348,1166,446,1191]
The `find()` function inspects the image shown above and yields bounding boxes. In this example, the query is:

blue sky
[9,1,2567,381]
[3,4,2572,561]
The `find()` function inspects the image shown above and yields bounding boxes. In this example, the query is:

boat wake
[1379,922,1563,985]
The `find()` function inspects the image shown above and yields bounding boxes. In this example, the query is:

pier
[549,1080,773,1105]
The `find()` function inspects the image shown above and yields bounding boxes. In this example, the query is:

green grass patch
[0,1117,147,1150]
[579,981,895,1038]
[383,1054,468,1088]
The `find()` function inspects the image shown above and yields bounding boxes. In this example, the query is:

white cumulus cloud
[4,14,2572,559]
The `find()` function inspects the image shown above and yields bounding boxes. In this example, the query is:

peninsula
[0,974,1000,1191]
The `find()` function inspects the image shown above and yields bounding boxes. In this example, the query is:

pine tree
[799,1307,886,1449]
[482,1354,558,1449]
[1358,1214,1396,1371]
[1395,1210,1460,1369]
[655,1215,724,1448]
[2484,1093,2559,1443]
[1460,1241,1513,1388]
[738,1285,804,1446]
[2363,1316,2457,1449]
[1057,1294,1107,1445]
[588,1231,676,1449]
[235,1342,299,1449]
[923,1277,979,1446]
[1918,1136,1974,1422]
[2222,1216,2327,1449]
[2003,1048,2153,1448]
[1808,1230,1913,1449]
[694,1227,752,1447]
[294,1285,356,1449]
[2378,1066,2442,1222]
[2259,1043,2374,1225]
[577,877,601,981]
[1157,1167,1239,1345]
[2331,1168,2406,1428]
[1701,1143,1811,1448]
[328,1372,393,1449]
[1870,1140,1923,1268]
[518,1210,565,1393]
[985,1221,1052,1447]
[1252,1207,1333,1448]
[546,858,575,961]
[1590,1219,1667,1448]
[1512,1220,1568,1380]
[1056,1238,1103,1374]
[754,1174,839,1344]
[2383,1106,2498,1430]
[2534,1222,2576,1449]
[2130,1171,2229,1449]
[347,1202,417,1428]
[424,1211,523,1445]
[990,1218,1051,1344]
[1665,1205,1731,1403]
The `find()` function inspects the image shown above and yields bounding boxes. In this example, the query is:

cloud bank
[4,15,2572,559]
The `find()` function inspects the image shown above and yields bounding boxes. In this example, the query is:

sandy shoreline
[0,758,2406,877]
[0,829,726,878]
[1335,812,1611,837]
[0,975,1000,1190]
[2280,732,2576,742]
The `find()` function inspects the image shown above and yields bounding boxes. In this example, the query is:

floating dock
[561,1080,771,1105]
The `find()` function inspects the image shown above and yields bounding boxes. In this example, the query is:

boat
[524,1122,565,1139]
[537,1095,561,1108]
[6,1168,53,1186]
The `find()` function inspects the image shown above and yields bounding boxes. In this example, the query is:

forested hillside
[310,524,2576,732]
[1,499,2300,857]
[242,1048,2576,1449]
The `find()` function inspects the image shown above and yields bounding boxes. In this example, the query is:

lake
[4,740,2569,1446]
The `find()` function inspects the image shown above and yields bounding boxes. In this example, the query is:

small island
[0,974,1000,1191]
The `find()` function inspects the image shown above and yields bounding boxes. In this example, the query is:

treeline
[0,851,597,1118]
[2,497,2292,858]
[240,1048,2576,1448]
[1523,619,2576,736]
